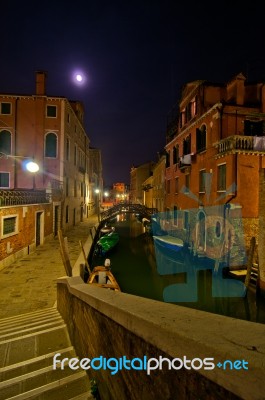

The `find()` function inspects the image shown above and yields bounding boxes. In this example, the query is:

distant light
[26,161,39,173]
[95,189,100,194]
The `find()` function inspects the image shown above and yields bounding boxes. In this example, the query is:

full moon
[76,74,83,82]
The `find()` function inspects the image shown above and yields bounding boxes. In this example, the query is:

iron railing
[0,189,50,207]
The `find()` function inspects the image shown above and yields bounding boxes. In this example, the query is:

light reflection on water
[92,213,265,324]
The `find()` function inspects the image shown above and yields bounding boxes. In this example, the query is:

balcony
[0,189,50,207]
[178,153,194,172]
[217,135,265,155]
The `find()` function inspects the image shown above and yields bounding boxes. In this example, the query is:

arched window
[0,130,11,155]
[45,132,57,158]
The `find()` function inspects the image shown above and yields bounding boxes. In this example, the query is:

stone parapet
[57,276,265,400]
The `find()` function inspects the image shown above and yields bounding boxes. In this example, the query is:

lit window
[45,132,57,158]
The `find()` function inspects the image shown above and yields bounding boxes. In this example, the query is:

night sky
[1,1,265,186]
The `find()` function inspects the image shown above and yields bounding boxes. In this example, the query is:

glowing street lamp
[95,188,101,222]
[24,161,39,173]
[0,152,40,189]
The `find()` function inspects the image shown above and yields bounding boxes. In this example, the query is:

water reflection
[91,213,265,324]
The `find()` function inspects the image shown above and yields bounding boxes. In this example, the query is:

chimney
[36,71,47,95]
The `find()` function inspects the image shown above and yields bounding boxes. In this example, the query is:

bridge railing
[100,203,157,222]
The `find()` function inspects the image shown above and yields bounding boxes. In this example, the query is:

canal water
[91,212,265,324]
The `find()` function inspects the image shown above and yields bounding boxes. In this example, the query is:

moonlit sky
[1,1,265,186]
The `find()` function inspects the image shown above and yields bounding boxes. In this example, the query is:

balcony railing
[0,189,50,207]
[217,135,265,154]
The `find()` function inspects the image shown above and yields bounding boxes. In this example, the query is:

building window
[180,109,185,128]
[185,174,190,193]
[0,172,9,188]
[0,102,11,115]
[74,145,77,166]
[173,145,179,165]
[191,96,198,117]
[244,120,264,136]
[66,138,70,161]
[65,205,69,223]
[184,211,189,230]
[199,169,206,193]
[166,180,170,194]
[183,134,191,155]
[46,105,57,118]
[166,151,170,168]
[215,221,221,238]
[74,180,77,197]
[217,164,226,191]
[196,124,206,153]
[45,132,57,158]
[175,177,179,194]
[0,130,11,154]
[66,177,69,196]
[1,215,18,238]
[173,206,178,226]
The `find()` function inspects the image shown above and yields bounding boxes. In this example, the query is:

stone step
[0,308,92,400]
[0,310,62,336]
[0,371,91,400]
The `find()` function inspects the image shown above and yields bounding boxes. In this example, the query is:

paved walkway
[0,215,98,319]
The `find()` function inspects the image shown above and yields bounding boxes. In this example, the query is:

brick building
[0,71,102,268]
[164,73,265,257]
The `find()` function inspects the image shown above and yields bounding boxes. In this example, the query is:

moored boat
[153,235,184,253]
[88,259,121,291]
[96,231,119,255]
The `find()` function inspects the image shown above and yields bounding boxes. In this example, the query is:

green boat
[96,231,119,255]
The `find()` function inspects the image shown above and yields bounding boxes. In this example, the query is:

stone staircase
[0,307,92,400]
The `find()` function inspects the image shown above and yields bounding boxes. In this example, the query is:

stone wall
[57,277,265,400]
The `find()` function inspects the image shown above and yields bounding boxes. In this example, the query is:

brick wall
[0,203,53,269]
